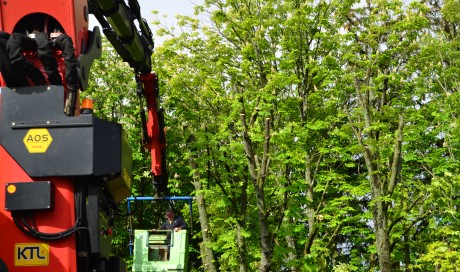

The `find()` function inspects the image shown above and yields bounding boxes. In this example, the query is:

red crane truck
[0,0,167,271]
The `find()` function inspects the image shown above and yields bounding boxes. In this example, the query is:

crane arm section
[88,0,168,195]
[88,0,154,74]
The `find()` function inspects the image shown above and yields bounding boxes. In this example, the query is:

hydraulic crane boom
[89,0,154,73]
[88,0,168,193]
[0,0,167,271]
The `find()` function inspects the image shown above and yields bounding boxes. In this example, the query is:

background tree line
[86,0,460,271]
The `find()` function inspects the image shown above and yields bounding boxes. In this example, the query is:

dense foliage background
[86,0,460,271]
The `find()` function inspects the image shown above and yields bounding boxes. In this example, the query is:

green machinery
[127,196,193,271]
[132,230,189,272]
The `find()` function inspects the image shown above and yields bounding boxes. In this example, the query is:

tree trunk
[285,223,298,272]
[404,232,411,271]
[236,170,249,272]
[241,115,273,272]
[236,221,248,272]
[373,198,391,272]
[305,155,317,255]
[352,78,404,272]
[373,116,403,272]
[254,185,272,272]
[188,143,217,272]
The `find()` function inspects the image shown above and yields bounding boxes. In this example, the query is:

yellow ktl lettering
[14,243,49,266]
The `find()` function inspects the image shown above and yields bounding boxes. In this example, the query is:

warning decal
[23,128,53,153]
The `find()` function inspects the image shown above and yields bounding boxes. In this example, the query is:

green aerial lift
[127,196,193,272]
[132,230,189,271]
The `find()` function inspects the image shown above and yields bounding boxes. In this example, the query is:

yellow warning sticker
[23,128,53,153]
[14,243,49,266]
[6,184,16,194]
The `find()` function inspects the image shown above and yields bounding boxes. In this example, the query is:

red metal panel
[0,146,77,271]
[0,0,88,55]
[0,1,4,31]
[141,73,166,177]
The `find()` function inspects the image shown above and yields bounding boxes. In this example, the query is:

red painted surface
[0,146,78,271]
[141,73,166,177]
[0,0,88,55]
[0,1,85,270]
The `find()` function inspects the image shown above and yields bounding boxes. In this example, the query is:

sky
[136,0,201,22]
[89,0,203,46]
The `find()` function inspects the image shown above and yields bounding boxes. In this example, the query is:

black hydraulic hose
[6,33,46,86]
[13,213,87,241]
[35,32,62,85]
[140,108,149,146]
[12,182,89,241]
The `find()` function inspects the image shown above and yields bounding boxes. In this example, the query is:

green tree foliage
[85,39,192,268]
[87,0,460,271]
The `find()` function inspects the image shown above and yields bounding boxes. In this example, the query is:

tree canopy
[87,0,460,271]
